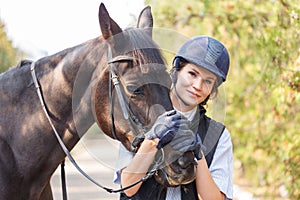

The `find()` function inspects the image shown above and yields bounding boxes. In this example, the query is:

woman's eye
[189,71,196,77]
[205,79,213,85]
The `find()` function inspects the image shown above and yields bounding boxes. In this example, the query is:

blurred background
[1,0,299,199]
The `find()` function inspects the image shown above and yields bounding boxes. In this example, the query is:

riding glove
[169,128,203,160]
[145,110,189,149]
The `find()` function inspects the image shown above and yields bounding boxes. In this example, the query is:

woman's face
[171,63,217,112]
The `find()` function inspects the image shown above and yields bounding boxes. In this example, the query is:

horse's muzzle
[153,150,198,187]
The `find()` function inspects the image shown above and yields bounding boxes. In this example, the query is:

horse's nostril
[178,157,189,169]
[176,153,198,169]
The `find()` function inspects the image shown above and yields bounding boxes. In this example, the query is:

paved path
[51,133,120,200]
[51,130,257,200]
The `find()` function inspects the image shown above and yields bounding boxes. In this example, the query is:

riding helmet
[173,36,230,86]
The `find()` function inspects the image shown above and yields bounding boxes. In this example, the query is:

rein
[30,58,157,199]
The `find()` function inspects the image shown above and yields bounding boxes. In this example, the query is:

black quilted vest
[120,107,225,200]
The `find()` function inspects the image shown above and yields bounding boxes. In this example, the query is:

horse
[0,3,197,199]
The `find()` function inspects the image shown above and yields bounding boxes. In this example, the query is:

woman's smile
[187,89,201,98]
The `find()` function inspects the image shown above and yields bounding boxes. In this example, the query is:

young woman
[114,36,233,200]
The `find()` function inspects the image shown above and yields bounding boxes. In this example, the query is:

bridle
[30,50,164,199]
[107,50,146,152]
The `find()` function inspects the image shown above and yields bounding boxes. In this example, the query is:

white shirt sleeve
[113,129,234,200]
[113,143,134,185]
[209,128,234,199]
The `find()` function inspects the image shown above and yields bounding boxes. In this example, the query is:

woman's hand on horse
[169,130,204,160]
[145,110,190,149]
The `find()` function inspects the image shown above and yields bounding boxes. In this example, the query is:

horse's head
[93,3,197,187]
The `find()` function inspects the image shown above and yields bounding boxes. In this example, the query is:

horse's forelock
[124,28,166,74]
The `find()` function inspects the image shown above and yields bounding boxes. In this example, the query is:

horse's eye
[126,85,136,93]
[127,85,145,95]
[133,87,145,95]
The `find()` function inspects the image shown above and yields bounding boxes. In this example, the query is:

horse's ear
[98,3,122,39]
[137,6,153,38]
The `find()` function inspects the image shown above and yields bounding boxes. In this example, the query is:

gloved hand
[169,129,204,160]
[145,110,189,149]
[193,134,204,160]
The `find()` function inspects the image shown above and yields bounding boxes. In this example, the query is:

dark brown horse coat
[0,4,175,200]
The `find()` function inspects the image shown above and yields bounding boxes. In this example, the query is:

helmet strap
[171,57,181,84]
[173,57,181,70]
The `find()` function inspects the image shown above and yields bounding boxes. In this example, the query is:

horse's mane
[124,28,166,73]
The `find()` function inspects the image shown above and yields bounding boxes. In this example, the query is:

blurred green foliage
[147,0,300,198]
[0,1,299,198]
[0,20,19,73]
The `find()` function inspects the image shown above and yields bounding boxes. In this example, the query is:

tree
[0,19,19,73]
[147,0,300,198]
